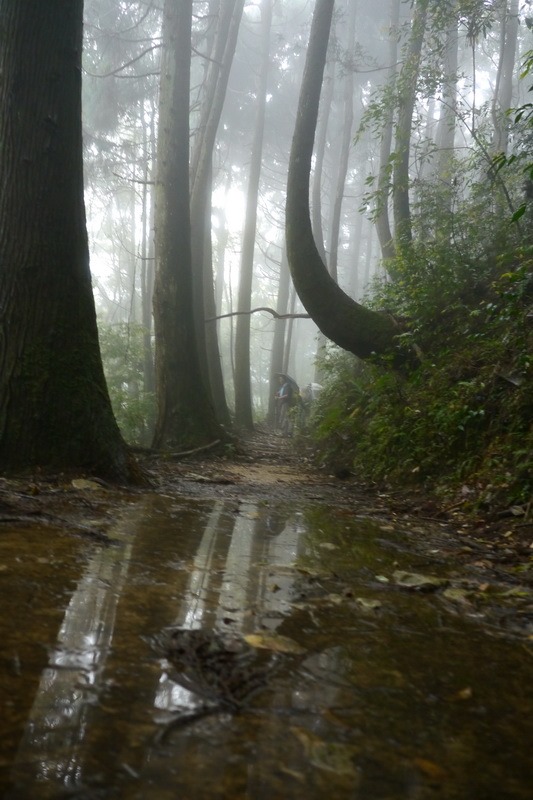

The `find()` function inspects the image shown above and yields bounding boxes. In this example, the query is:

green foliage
[98,322,155,445]
[310,235,533,511]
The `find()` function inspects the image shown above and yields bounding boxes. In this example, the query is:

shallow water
[0,495,531,799]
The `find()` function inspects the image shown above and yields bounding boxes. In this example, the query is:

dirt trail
[1,426,531,638]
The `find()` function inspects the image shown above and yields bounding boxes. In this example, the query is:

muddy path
[0,428,532,798]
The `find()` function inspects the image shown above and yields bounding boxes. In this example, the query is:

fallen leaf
[413,757,447,782]
[451,686,473,701]
[71,479,101,491]
[355,597,382,611]
[244,632,306,654]
[442,587,471,604]
[392,570,448,592]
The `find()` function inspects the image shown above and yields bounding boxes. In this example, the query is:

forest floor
[1,425,532,639]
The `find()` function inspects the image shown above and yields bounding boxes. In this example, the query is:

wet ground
[0,431,532,798]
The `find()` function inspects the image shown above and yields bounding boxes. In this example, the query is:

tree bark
[375,0,400,264]
[436,2,459,201]
[152,0,221,449]
[0,0,134,480]
[234,0,273,429]
[392,0,428,251]
[286,0,403,363]
[328,0,357,283]
[267,247,291,424]
[491,0,519,155]
[190,0,244,427]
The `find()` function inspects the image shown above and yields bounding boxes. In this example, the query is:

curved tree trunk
[286,0,402,363]
[0,0,134,481]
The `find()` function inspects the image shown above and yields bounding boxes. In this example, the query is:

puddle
[0,496,531,798]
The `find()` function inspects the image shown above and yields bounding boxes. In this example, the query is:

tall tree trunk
[286,0,403,363]
[328,0,357,283]
[0,0,134,480]
[375,0,401,264]
[436,3,459,203]
[392,0,428,251]
[189,0,244,425]
[491,0,519,155]
[234,0,273,429]
[152,0,221,449]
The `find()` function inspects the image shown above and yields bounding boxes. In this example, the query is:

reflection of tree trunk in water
[10,533,135,789]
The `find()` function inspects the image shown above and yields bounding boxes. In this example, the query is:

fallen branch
[206,307,310,322]
[165,439,222,460]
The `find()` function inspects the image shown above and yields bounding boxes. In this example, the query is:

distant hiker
[274,373,300,436]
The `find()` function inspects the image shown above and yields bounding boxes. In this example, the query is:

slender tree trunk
[202,158,231,427]
[392,0,428,251]
[140,99,156,400]
[0,0,134,480]
[328,0,357,283]
[375,0,400,264]
[436,3,459,201]
[267,247,291,425]
[152,0,221,449]
[491,0,519,155]
[234,0,273,429]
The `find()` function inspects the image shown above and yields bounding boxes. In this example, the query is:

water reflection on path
[0,495,532,799]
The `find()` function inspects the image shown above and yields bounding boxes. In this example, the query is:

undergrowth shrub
[98,322,155,445]
[310,240,533,511]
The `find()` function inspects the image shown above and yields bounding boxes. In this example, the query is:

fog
[81,0,530,442]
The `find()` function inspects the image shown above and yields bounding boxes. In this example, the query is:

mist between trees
[1,0,531,503]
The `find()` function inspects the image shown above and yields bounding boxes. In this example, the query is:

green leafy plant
[98,322,155,445]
